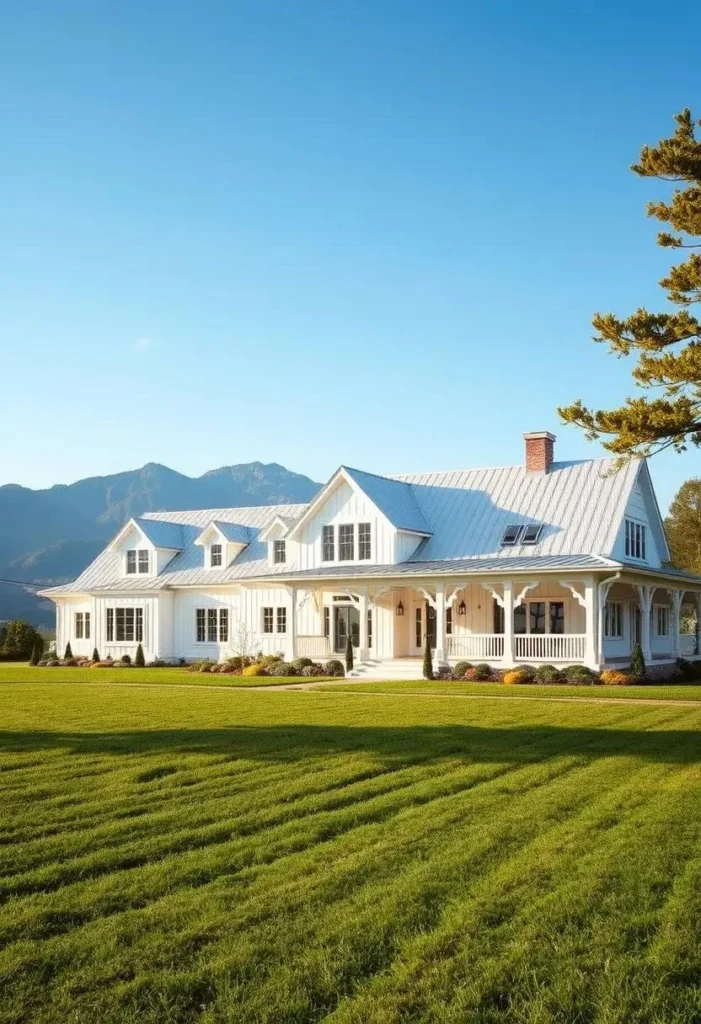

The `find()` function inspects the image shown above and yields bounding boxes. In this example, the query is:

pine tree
[630,643,646,680]
[29,639,43,666]
[135,643,145,667]
[423,630,434,680]
[345,635,354,672]
[560,110,701,458]
[64,642,73,660]
[92,647,100,663]
[664,479,701,573]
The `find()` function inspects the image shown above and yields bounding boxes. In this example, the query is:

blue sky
[1,1,700,511]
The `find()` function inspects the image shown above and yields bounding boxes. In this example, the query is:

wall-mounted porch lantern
[396,600,404,616]
[458,600,467,616]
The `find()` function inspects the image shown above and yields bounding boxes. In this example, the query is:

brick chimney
[524,431,556,473]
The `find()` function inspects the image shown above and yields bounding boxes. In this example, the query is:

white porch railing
[514,634,586,662]
[296,635,331,658]
[446,634,505,660]
[679,633,698,657]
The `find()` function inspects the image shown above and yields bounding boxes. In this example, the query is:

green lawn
[1,683,701,1023]
[327,678,701,701]
[0,664,325,687]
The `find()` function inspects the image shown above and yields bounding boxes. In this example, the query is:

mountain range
[0,462,321,627]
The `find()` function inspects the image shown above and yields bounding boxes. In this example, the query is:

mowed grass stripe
[0,683,700,1024]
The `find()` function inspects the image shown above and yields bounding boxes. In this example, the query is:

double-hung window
[111,608,143,643]
[625,519,646,560]
[339,524,354,561]
[138,550,149,574]
[322,525,335,561]
[263,607,274,633]
[604,602,623,638]
[126,549,149,574]
[262,607,287,634]
[210,544,222,567]
[273,540,286,564]
[358,523,371,560]
[446,607,453,635]
[656,605,669,636]
[323,607,330,638]
[75,612,84,639]
[276,607,287,634]
[195,608,228,643]
[126,550,137,574]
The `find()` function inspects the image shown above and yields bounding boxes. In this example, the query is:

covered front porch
[290,572,701,672]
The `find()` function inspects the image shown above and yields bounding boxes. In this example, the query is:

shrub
[226,655,252,671]
[675,657,698,682]
[199,662,216,673]
[503,669,531,685]
[120,654,132,665]
[147,659,168,667]
[62,658,78,667]
[242,663,267,677]
[463,668,477,681]
[325,659,345,677]
[435,666,453,680]
[422,632,433,680]
[134,644,145,668]
[64,642,73,660]
[47,659,60,667]
[562,664,594,685]
[275,662,299,677]
[630,643,646,680]
[534,664,562,684]
[95,661,113,668]
[256,654,283,669]
[346,636,354,673]
[92,647,100,662]
[452,661,473,680]
[600,669,632,686]
[292,657,313,671]
[473,663,493,681]
[301,664,327,677]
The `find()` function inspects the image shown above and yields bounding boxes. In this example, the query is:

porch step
[347,658,424,681]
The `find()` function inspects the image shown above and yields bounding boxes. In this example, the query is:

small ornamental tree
[29,639,43,665]
[64,642,73,660]
[135,643,145,667]
[345,634,354,672]
[631,643,646,680]
[92,647,100,662]
[423,630,434,680]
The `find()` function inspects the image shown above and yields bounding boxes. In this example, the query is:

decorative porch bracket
[445,584,468,609]
[559,580,586,608]
[481,582,505,608]
[514,582,539,608]
[418,587,436,608]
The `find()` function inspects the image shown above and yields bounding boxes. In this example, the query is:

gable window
[322,525,335,561]
[522,524,543,545]
[138,551,149,574]
[358,523,371,560]
[126,550,137,574]
[501,525,523,547]
[339,524,354,561]
[126,549,149,574]
[655,605,669,636]
[625,519,646,560]
[109,607,143,643]
[195,608,228,643]
[273,540,286,564]
[604,601,623,638]
[210,544,223,567]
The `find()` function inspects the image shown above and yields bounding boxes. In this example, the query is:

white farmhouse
[41,433,701,677]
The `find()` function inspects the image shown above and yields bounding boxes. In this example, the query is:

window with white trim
[126,549,150,574]
[339,524,354,561]
[367,608,373,648]
[75,612,84,639]
[514,600,564,635]
[262,606,287,634]
[624,519,646,560]
[322,525,335,561]
[277,607,287,633]
[446,607,453,635]
[108,608,143,643]
[604,601,623,638]
[358,523,371,560]
[273,540,286,564]
[126,550,137,574]
[210,544,222,567]
[195,608,228,643]
[655,605,669,636]
[138,550,149,574]
[323,607,330,638]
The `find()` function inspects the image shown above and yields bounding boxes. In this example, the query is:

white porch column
[357,588,368,662]
[434,583,446,666]
[670,589,683,658]
[584,578,597,670]
[502,580,514,668]
[635,585,655,663]
[288,586,297,661]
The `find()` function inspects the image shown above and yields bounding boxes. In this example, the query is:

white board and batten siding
[611,481,662,567]
[294,479,400,569]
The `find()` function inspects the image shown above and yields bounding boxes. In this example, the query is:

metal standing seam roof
[42,458,649,596]
[341,466,433,534]
[132,517,185,549]
[210,521,252,544]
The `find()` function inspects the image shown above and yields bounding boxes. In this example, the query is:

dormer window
[501,525,523,547]
[521,524,543,545]
[625,519,646,560]
[210,544,222,567]
[126,549,150,574]
[273,540,286,564]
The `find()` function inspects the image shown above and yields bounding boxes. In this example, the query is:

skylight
[501,525,523,546]
[521,524,544,545]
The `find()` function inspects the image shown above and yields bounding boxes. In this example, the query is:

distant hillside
[0,461,321,626]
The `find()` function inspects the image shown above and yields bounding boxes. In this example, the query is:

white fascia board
[286,467,395,540]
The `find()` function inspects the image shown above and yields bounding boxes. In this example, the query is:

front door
[334,605,359,654]
[413,601,436,653]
